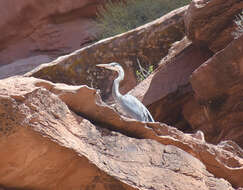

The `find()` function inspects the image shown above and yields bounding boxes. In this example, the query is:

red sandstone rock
[0,0,104,66]
[188,35,243,147]
[0,0,242,188]
[1,76,241,188]
[130,28,243,151]
[184,0,243,52]
[0,76,236,190]
[130,1,243,149]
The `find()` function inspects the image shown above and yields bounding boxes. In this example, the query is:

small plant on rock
[136,59,154,82]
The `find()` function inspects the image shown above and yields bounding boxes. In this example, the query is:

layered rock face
[131,0,243,147]
[188,35,243,146]
[132,35,243,147]
[0,0,243,189]
[0,76,240,190]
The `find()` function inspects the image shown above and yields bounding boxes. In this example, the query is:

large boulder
[131,28,243,149]
[187,35,243,147]
[0,76,242,188]
[184,0,243,52]
[130,0,243,149]
[25,6,188,99]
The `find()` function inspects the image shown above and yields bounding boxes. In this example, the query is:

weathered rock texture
[184,0,243,52]
[0,76,239,189]
[188,35,243,147]
[26,6,188,99]
[0,0,104,67]
[0,0,242,189]
[129,0,243,148]
[131,31,243,149]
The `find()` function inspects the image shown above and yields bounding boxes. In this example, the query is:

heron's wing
[120,94,154,122]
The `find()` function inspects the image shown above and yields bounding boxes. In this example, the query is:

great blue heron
[96,62,154,122]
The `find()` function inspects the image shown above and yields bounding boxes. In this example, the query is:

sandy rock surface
[0,76,239,189]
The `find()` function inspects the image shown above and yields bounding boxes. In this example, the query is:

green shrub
[232,10,243,39]
[95,0,191,40]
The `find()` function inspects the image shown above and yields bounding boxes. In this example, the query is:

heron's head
[96,62,122,72]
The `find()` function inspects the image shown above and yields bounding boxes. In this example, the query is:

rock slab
[0,76,241,189]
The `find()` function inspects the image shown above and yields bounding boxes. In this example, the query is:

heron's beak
[96,64,113,70]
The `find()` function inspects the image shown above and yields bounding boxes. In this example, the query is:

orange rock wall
[0,0,105,66]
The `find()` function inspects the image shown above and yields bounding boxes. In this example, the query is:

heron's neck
[112,67,124,100]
